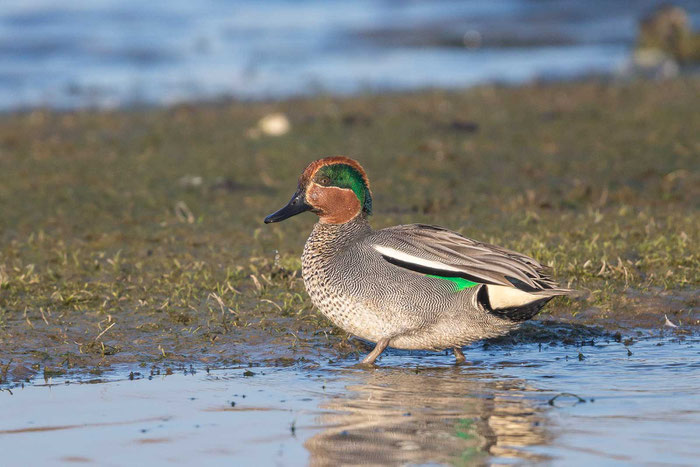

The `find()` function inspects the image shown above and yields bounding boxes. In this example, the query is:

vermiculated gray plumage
[302,215,570,351]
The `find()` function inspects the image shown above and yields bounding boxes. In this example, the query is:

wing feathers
[373,245,465,275]
[372,224,572,295]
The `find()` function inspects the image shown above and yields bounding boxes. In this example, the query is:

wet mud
[0,78,698,386]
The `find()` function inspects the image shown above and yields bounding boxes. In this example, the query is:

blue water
[1,334,699,465]
[1,0,699,110]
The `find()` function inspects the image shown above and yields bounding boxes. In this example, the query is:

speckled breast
[301,240,390,343]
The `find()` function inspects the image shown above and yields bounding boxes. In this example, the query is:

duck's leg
[361,338,390,365]
[453,347,466,364]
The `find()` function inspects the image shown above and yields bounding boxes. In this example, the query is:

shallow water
[1,333,698,465]
[2,0,699,110]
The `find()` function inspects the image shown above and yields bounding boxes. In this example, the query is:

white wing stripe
[372,245,463,273]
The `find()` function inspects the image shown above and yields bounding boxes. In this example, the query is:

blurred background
[1,3,699,464]
[1,0,698,111]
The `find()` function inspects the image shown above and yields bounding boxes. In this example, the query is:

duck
[264,156,572,365]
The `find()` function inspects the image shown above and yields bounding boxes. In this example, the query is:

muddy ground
[0,78,698,385]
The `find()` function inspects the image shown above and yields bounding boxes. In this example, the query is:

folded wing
[371,224,572,310]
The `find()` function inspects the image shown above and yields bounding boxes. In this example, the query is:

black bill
[264,188,312,223]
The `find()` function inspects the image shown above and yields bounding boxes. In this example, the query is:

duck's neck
[307,214,372,251]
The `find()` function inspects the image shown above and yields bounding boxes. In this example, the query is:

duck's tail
[477,284,576,322]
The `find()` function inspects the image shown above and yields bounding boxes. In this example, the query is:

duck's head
[264,156,372,225]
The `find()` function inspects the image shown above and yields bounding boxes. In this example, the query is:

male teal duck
[264,156,572,365]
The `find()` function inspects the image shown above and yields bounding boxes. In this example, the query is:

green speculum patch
[318,164,372,214]
[426,275,479,291]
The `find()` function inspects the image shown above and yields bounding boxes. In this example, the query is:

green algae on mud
[0,78,698,384]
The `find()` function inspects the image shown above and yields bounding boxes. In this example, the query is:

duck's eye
[318,176,331,186]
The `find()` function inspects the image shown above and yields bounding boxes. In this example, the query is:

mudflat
[0,78,698,384]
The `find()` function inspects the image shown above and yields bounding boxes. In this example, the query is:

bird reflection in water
[305,364,550,465]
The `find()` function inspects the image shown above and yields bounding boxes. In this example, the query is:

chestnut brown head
[264,156,372,225]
